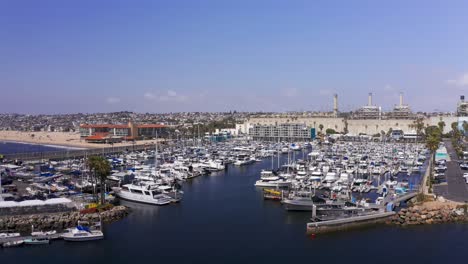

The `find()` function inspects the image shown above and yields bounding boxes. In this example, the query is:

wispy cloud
[447,72,468,87]
[144,92,156,100]
[144,90,188,102]
[106,97,120,104]
[283,88,298,97]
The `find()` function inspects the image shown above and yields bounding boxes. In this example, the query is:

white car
[463,173,468,178]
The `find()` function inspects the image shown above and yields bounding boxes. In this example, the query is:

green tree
[343,119,349,134]
[437,121,446,134]
[463,121,468,134]
[451,122,458,133]
[325,128,336,135]
[87,156,111,204]
[425,126,442,162]
[319,124,324,132]
[413,118,425,137]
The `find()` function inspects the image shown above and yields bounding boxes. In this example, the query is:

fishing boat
[62,225,104,242]
[23,237,49,245]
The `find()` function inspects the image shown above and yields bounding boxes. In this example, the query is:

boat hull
[115,191,171,205]
[63,235,104,242]
[254,181,291,188]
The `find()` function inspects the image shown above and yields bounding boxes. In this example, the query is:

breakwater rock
[389,202,468,226]
[0,206,129,233]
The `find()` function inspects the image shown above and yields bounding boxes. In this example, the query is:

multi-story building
[79,122,166,143]
[457,95,468,117]
[249,123,314,141]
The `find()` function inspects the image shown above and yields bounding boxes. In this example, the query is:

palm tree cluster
[450,122,464,158]
[87,156,111,205]
[425,125,442,155]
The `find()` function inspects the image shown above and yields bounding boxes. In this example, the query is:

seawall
[0,205,129,233]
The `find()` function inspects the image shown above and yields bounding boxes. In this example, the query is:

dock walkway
[306,212,396,234]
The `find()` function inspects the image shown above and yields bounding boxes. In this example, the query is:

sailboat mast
[154,130,159,180]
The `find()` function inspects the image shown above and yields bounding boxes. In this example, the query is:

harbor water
[0,142,71,154]
[1,150,468,263]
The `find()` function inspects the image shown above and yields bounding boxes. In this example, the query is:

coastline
[1,140,88,150]
[0,131,160,150]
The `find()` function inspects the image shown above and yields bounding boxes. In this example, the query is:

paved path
[433,139,468,202]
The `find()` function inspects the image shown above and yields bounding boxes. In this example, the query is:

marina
[1,137,433,238]
[1,144,467,262]
[4,1,468,262]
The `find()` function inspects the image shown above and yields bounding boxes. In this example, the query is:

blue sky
[1,0,468,114]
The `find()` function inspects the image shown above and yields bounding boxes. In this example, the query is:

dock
[1,233,63,245]
[306,211,396,234]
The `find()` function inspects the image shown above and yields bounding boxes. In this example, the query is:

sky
[1,0,468,114]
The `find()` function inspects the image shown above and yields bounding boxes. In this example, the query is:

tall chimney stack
[368,93,373,106]
[399,92,403,106]
[461,95,465,102]
[333,94,338,117]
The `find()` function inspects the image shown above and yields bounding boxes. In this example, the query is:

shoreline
[1,140,89,150]
[0,131,161,151]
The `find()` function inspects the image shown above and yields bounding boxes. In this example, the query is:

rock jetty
[0,206,129,233]
[389,201,468,226]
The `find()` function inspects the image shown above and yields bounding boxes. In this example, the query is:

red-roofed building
[79,122,166,143]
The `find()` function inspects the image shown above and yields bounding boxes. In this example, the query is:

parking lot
[433,140,468,202]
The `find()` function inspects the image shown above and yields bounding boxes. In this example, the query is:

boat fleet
[254,141,428,221]
[1,137,429,246]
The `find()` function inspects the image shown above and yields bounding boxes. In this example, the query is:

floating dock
[306,211,396,234]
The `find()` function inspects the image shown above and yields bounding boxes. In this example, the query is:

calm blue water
[2,154,468,263]
[0,142,68,154]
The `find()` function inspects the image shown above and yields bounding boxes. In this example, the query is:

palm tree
[413,118,425,138]
[319,124,324,132]
[463,121,468,135]
[425,126,442,161]
[87,156,111,204]
[438,121,446,134]
[451,122,458,132]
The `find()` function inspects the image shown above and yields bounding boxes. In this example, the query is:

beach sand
[0,131,159,149]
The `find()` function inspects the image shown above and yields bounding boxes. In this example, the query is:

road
[433,139,468,203]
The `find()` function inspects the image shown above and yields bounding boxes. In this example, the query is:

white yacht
[259,170,279,181]
[62,224,104,242]
[113,182,174,205]
[254,179,292,188]
[254,171,291,187]
[234,155,255,166]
